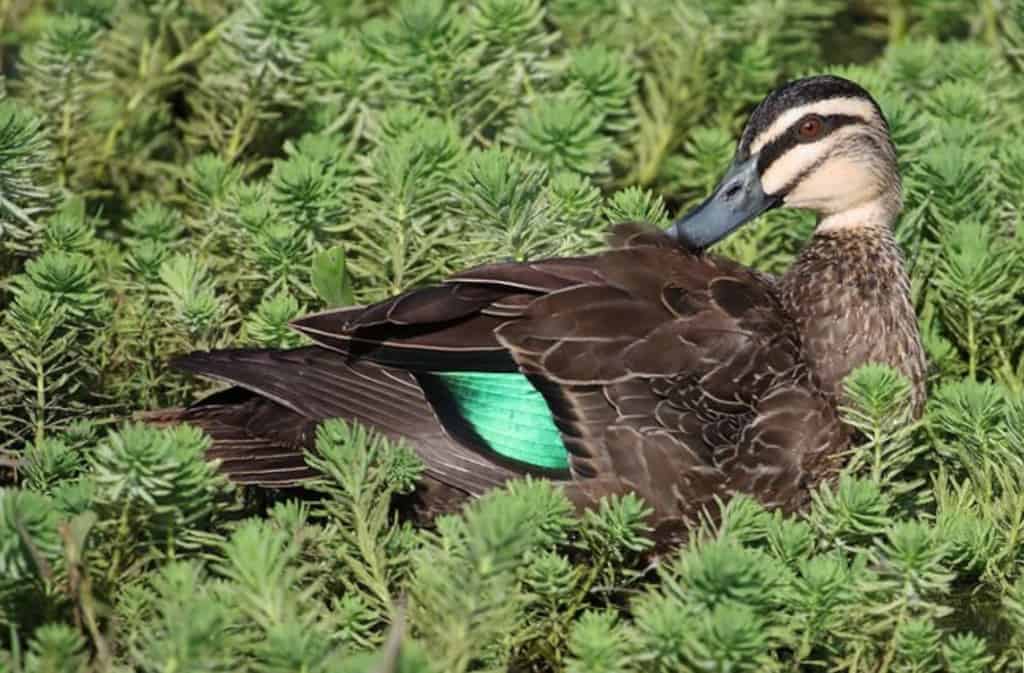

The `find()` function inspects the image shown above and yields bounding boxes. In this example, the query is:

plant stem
[105,506,131,590]
[982,0,999,46]
[790,629,813,672]
[163,20,224,74]
[59,99,73,190]
[224,96,258,164]
[888,1,907,44]
[34,352,45,448]
[968,313,977,380]
[877,603,909,673]
[224,62,269,165]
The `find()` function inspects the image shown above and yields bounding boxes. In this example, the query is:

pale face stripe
[748,97,881,156]
[760,142,828,196]
[760,125,863,196]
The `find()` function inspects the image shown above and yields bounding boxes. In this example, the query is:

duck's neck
[816,197,899,233]
[779,211,926,417]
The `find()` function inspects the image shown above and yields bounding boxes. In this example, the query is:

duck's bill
[666,155,780,250]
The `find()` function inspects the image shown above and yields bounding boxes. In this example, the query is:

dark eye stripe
[756,114,865,180]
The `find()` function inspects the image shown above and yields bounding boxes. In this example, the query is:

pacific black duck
[156,75,925,544]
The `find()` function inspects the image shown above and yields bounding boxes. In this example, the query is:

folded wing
[170,223,845,529]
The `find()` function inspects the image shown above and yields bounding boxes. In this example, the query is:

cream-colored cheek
[759,144,825,195]
[781,156,878,214]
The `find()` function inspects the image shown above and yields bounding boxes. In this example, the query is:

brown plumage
[780,225,926,416]
[150,75,925,545]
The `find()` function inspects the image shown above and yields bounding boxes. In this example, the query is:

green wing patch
[434,371,570,470]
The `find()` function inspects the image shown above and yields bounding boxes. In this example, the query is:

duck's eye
[797,115,824,140]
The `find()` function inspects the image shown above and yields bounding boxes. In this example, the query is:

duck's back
[539,225,847,526]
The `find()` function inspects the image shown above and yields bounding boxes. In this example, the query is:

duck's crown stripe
[746,97,880,157]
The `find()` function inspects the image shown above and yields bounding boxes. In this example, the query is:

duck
[157,75,925,544]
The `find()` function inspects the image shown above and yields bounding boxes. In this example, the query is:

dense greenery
[2,0,1024,670]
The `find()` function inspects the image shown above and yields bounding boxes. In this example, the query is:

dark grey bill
[666,155,780,250]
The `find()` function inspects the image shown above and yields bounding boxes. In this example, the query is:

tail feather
[168,347,435,435]
[149,346,523,494]
[137,392,318,485]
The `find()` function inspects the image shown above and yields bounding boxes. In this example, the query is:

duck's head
[668,75,900,250]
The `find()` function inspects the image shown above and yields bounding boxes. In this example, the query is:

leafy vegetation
[2,0,1024,670]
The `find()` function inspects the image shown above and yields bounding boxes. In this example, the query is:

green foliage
[409,479,574,671]
[451,148,606,262]
[24,623,89,673]
[311,245,354,308]
[0,102,57,257]
[185,0,324,162]
[90,424,233,553]
[841,364,928,505]
[122,560,242,673]
[1,1,1024,671]
[0,488,62,632]
[19,14,103,192]
[510,94,614,177]
[305,419,421,613]
[242,292,307,348]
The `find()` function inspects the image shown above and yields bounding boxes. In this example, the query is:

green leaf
[311,245,354,307]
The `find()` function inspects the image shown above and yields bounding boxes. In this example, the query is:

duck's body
[156,76,925,543]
